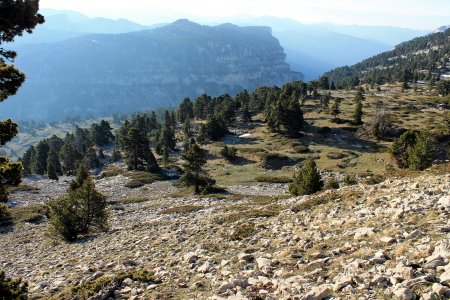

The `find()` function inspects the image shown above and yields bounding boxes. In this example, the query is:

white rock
[432,283,449,296]
[354,227,375,240]
[256,257,272,268]
[393,287,416,300]
[301,286,332,300]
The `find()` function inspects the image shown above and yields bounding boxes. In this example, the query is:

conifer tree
[289,159,323,196]
[181,117,192,143]
[180,139,215,194]
[330,98,341,121]
[47,149,62,175]
[59,136,82,175]
[68,164,90,192]
[47,160,58,180]
[353,87,365,125]
[158,111,176,153]
[177,97,194,123]
[21,145,36,176]
[32,140,49,175]
[47,174,108,241]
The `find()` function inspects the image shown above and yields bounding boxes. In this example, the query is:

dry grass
[158,205,204,215]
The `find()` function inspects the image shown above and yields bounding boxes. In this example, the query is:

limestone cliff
[6,19,300,120]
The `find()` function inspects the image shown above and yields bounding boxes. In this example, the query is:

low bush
[0,271,28,300]
[324,178,339,189]
[99,165,126,178]
[259,153,294,170]
[220,145,238,161]
[343,174,358,186]
[255,175,292,183]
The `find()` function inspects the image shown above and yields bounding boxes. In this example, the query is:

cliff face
[6,19,299,121]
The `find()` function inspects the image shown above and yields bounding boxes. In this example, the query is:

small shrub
[0,271,28,300]
[220,145,238,161]
[259,153,294,170]
[66,269,157,300]
[363,174,384,185]
[255,175,292,183]
[343,174,358,186]
[324,178,339,189]
[289,159,323,196]
[47,178,108,241]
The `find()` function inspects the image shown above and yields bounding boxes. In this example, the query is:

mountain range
[5,19,297,121]
[11,11,430,81]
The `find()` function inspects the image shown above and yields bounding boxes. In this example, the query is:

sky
[39,0,450,29]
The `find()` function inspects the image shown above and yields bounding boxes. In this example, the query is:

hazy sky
[39,0,450,29]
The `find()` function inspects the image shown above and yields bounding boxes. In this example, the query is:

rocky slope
[1,166,449,299]
[5,19,299,121]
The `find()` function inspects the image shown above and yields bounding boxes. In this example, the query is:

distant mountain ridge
[227,16,428,80]
[323,28,450,88]
[6,19,299,121]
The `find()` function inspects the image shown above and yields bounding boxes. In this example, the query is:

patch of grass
[158,205,204,215]
[124,171,164,188]
[292,145,310,153]
[255,174,292,183]
[291,192,336,212]
[99,165,126,178]
[229,222,256,240]
[54,268,158,300]
[7,184,40,193]
[110,197,152,204]
[8,204,47,224]
[326,152,347,160]
[215,208,279,225]
[237,147,267,155]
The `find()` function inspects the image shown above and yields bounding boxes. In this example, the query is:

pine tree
[353,88,365,125]
[158,111,176,153]
[68,165,90,192]
[181,117,192,143]
[47,149,62,176]
[391,130,436,170]
[111,147,121,162]
[180,139,215,194]
[47,161,58,180]
[242,103,252,123]
[47,176,108,241]
[59,136,82,175]
[32,140,49,175]
[119,125,149,170]
[177,97,194,123]
[330,98,341,121]
[21,145,36,176]
[289,159,323,196]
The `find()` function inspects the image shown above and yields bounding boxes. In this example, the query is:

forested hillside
[324,28,450,89]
